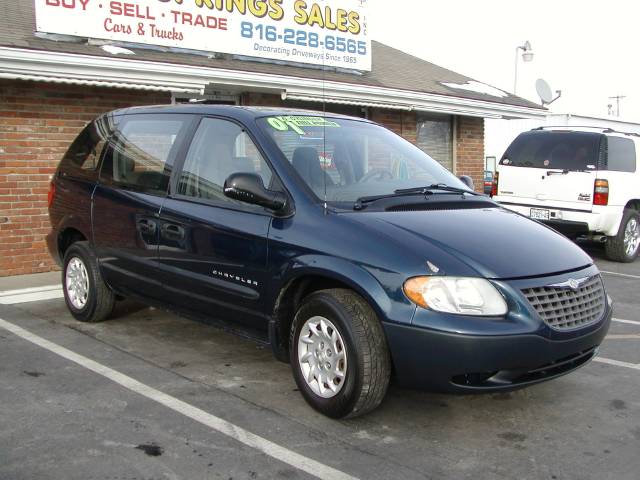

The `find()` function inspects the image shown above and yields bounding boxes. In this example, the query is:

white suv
[493,126,640,262]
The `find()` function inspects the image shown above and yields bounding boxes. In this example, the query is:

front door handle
[137,218,157,235]
[161,224,185,240]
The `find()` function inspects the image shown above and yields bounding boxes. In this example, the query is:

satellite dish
[536,79,554,103]
[536,78,562,106]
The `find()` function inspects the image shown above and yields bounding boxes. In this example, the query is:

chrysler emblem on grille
[550,277,589,291]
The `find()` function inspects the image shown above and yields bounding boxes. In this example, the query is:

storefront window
[416,114,453,172]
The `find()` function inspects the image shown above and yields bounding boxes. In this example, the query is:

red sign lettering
[46,0,90,11]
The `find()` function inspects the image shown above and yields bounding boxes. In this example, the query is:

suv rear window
[500,131,602,171]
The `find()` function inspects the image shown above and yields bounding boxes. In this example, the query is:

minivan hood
[350,207,592,279]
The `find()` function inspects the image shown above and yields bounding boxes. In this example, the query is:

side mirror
[459,175,475,191]
[224,172,287,211]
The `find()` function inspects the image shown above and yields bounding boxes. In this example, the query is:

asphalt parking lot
[1,244,639,480]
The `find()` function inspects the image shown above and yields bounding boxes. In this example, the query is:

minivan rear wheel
[605,209,640,262]
[63,241,115,322]
[290,289,391,418]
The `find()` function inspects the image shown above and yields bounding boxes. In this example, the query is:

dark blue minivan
[47,105,612,418]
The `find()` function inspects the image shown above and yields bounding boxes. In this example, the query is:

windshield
[258,115,467,203]
[500,130,602,171]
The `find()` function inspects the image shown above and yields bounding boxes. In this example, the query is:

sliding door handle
[161,224,185,240]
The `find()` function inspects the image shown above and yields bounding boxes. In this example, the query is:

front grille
[522,275,605,331]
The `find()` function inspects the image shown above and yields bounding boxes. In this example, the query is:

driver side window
[177,118,273,204]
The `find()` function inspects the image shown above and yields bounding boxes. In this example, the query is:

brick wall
[0,80,170,277]
[455,116,485,193]
[370,109,418,144]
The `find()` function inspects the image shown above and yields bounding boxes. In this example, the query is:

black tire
[62,241,115,322]
[290,289,391,419]
[605,209,640,263]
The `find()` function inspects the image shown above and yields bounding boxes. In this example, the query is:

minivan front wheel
[606,209,640,262]
[290,289,391,418]
[63,242,115,322]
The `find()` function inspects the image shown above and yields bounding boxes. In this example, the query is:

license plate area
[530,208,550,220]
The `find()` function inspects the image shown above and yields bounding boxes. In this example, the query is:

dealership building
[0,1,544,276]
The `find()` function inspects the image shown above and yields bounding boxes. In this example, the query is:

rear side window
[500,131,602,171]
[605,137,636,172]
[59,115,113,179]
[100,114,190,195]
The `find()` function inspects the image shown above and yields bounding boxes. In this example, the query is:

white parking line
[0,285,64,305]
[612,317,640,326]
[0,284,61,297]
[0,317,358,480]
[606,334,640,340]
[594,356,640,371]
[600,270,640,280]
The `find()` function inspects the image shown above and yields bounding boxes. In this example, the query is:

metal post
[513,46,520,94]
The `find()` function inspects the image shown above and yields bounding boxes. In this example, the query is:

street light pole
[513,46,520,94]
[514,41,534,95]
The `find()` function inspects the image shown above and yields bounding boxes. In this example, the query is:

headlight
[403,276,507,316]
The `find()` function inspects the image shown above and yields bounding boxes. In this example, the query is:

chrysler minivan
[47,106,612,418]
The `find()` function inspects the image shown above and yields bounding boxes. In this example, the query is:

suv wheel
[605,209,640,262]
[63,241,115,322]
[290,289,391,418]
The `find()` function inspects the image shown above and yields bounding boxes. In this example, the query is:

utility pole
[608,95,626,117]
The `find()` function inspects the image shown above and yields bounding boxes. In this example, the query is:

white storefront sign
[34,0,371,71]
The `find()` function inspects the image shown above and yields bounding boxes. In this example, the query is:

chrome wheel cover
[65,257,89,310]
[624,217,640,257]
[297,316,347,398]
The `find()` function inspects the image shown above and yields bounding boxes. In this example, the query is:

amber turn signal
[403,276,431,309]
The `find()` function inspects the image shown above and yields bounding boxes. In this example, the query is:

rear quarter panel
[48,176,96,258]
[605,170,638,207]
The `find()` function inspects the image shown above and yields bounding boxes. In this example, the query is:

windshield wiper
[353,184,477,210]
[395,184,478,196]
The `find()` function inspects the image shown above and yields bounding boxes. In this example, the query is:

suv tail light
[490,172,499,197]
[593,179,609,206]
[47,180,56,208]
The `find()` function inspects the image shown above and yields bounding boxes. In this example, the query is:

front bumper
[383,300,612,393]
